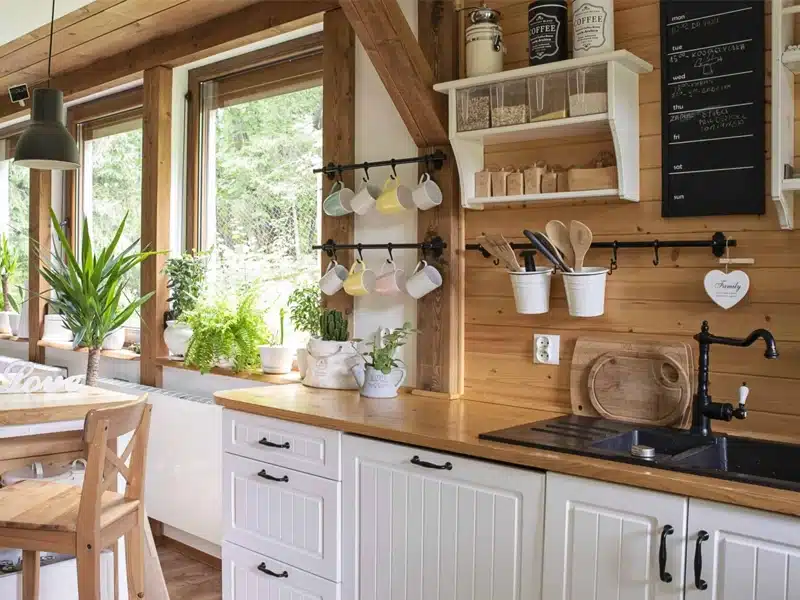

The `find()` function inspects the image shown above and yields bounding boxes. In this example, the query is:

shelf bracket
[773,192,795,230]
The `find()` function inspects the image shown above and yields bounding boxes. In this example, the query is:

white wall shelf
[433,50,653,209]
[772,0,796,229]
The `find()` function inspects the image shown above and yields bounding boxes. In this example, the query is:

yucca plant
[37,209,157,386]
[0,233,19,312]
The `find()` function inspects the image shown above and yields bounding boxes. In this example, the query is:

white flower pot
[296,348,309,378]
[42,315,73,342]
[0,311,13,334]
[303,338,360,390]
[102,328,126,350]
[351,364,406,399]
[163,320,193,357]
[11,307,27,338]
[259,345,295,374]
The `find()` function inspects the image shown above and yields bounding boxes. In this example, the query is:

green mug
[323,181,354,216]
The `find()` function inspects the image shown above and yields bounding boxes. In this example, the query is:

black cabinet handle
[410,455,453,470]
[259,438,290,449]
[257,563,288,578]
[659,524,674,583]
[694,530,709,590]
[257,469,289,483]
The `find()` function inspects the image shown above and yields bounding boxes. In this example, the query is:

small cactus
[320,309,348,341]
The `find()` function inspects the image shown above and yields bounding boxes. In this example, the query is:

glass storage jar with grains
[457,86,492,131]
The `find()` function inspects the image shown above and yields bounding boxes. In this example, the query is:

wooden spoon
[545,220,575,268]
[569,220,593,272]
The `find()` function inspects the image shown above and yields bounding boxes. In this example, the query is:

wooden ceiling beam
[0,0,335,124]
[339,0,448,147]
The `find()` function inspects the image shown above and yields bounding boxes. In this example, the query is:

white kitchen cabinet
[543,472,688,600]
[342,434,545,600]
[685,499,800,600]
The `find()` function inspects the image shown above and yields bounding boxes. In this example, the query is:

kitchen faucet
[691,320,779,436]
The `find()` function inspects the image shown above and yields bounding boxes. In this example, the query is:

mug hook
[387,243,394,263]
[357,243,364,262]
[609,241,619,273]
[652,240,660,266]
[362,162,370,183]
[336,165,344,182]
[390,159,398,180]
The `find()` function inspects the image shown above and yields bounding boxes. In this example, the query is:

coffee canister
[466,4,505,77]
[528,0,568,66]
[573,0,615,57]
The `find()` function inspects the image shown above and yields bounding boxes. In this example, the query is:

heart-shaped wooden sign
[704,269,750,309]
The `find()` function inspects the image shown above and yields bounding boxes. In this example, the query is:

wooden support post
[321,9,356,318]
[28,170,51,364]
[140,66,172,388]
[416,0,463,395]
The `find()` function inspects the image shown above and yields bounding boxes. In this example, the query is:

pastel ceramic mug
[405,260,443,299]
[343,259,376,296]
[375,260,406,296]
[319,260,349,295]
[323,181,354,217]
[350,179,382,215]
[376,177,415,215]
[412,173,443,210]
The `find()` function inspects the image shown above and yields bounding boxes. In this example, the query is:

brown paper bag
[491,168,510,197]
[523,162,546,195]
[506,171,524,196]
[474,170,492,198]
[541,169,558,194]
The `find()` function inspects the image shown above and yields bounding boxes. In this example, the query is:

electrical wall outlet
[533,334,560,365]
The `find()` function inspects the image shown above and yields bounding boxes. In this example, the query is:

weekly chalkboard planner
[660,0,765,218]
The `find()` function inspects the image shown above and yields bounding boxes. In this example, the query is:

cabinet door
[543,473,688,600]
[685,499,800,600]
[342,434,545,600]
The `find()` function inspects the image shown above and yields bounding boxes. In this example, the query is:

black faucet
[691,321,779,436]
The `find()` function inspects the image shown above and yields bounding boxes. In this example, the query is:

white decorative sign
[0,362,83,394]
[704,269,750,310]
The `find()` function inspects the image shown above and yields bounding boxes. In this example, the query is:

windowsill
[37,339,141,361]
[155,357,301,385]
[0,334,26,342]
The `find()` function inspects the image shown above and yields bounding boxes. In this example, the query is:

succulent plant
[320,309,348,342]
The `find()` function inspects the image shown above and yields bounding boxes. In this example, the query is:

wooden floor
[158,544,221,600]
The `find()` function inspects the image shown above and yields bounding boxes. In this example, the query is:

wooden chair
[0,396,152,600]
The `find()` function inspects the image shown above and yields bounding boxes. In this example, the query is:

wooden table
[0,387,169,600]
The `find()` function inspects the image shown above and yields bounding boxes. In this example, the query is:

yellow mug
[343,260,376,296]
[376,177,414,215]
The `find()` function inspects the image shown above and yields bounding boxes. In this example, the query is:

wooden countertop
[0,386,140,426]
[215,384,800,518]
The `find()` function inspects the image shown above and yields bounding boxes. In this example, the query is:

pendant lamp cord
[47,0,56,87]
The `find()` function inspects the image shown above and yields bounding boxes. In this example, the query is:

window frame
[185,32,324,252]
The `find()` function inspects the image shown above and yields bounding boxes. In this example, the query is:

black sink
[590,428,712,458]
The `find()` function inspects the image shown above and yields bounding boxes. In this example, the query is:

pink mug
[375,260,406,296]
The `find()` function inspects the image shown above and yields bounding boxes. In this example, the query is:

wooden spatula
[478,234,522,271]
[569,220,593,272]
[545,220,575,268]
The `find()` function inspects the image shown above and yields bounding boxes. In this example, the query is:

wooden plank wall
[464,0,800,443]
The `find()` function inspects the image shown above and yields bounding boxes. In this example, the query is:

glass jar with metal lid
[465,3,506,77]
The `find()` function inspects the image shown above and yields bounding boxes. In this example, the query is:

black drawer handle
[257,563,288,578]
[259,438,290,449]
[410,455,453,470]
[659,524,674,583]
[694,530,709,590]
[257,469,289,483]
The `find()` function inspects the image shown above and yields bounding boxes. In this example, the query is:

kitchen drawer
[223,409,341,480]
[223,452,341,582]
[223,541,340,600]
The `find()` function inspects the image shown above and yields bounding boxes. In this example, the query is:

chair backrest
[78,395,152,532]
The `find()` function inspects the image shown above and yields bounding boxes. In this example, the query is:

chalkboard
[660,0,765,218]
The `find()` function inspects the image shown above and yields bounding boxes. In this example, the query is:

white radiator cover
[97,379,223,547]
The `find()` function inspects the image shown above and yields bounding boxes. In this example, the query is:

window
[0,131,29,302]
[188,38,324,343]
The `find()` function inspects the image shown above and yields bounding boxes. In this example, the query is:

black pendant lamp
[13,0,80,170]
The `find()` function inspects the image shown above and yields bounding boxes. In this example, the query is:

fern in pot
[287,284,321,377]
[37,211,156,386]
[352,323,415,399]
[303,308,359,390]
[162,251,207,357]
[0,234,19,335]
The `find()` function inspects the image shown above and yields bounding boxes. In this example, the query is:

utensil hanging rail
[313,150,446,180]
[313,237,447,259]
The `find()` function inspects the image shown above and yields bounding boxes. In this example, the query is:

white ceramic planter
[42,314,73,342]
[0,311,13,334]
[11,306,27,338]
[351,364,407,399]
[164,320,193,357]
[259,345,295,374]
[304,338,360,390]
[102,328,126,350]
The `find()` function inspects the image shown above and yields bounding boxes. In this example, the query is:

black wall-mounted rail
[313,150,446,180]
[313,237,447,259]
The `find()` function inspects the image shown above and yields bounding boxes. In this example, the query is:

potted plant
[258,308,295,374]
[162,251,207,357]
[37,210,156,386]
[303,308,359,390]
[0,234,19,334]
[351,323,415,399]
[182,283,269,374]
[287,284,321,377]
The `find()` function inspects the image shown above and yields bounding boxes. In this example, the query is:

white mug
[350,180,382,215]
[375,260,406,296]
[412,173,443,211]
[405,260,443,299]
[319,260,349,295]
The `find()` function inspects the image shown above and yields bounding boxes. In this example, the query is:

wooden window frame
[185,32,324,251]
